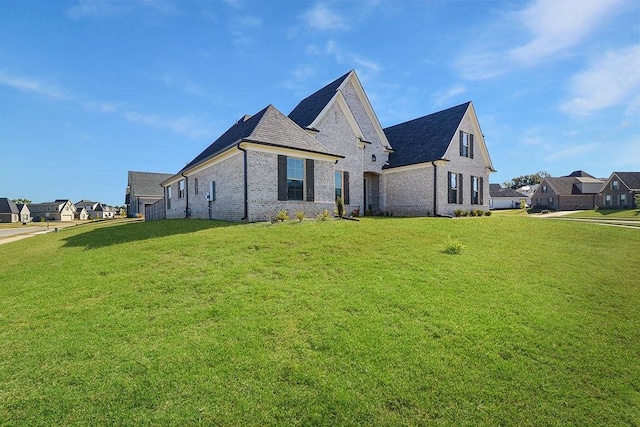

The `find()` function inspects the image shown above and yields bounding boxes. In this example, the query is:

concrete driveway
[0,222,77,245]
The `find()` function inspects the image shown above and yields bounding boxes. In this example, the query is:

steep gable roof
[288,72,351,128]
[177,105,338,176]
[489,184,526,198]
[128,172,173,197]
[383,102,471,168]
[614,172,640,190]
[0,198,19,214]
[564,170,595,178]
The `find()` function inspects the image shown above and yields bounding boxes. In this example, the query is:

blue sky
[1,0,639,206]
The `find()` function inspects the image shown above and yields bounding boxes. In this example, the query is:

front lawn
[564,208,640,220]
[1,217,638,425]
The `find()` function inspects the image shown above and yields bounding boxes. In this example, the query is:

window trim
[286,157,304,201]
[459,131,474,159]
[448,172,463,204]
[178,179,185,199]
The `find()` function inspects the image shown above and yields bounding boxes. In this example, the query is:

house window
[194,178,199,195]
[167,186,172,209]
[335,171,343,201]
[471,176,483,205]
[620,194,626,205]
[612,180,619,190]
[537,198,541,205]
[459,131,473,158]
[605,194,612,206]
[448,172,463,204]
[542,185,548,193]
[549,197,554,206]
[287,157,304,201]
[178,180,185,199]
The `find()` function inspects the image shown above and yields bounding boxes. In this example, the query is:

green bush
[484,210,492,216]
[316,209,331,221]
[454,209,463,217]
[336,197,344,218]
[461,210,469,217]
[295,211,305,222]
[443,236,465,255]
[275,210,289,222]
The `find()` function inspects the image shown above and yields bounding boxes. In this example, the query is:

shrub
[454,209,463,217]
[461,210,469,217]
[351,207,361,217]
[443,236,465,255]
[295,211,305,222]
[275,210,289,222]
[317,209,331,221]
[336,197,344,218]
[484,210,492,216]
[474,209,484,217]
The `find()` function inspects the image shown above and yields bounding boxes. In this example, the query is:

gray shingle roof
[564,170,595,178]
[383,102,471,168]
[288,71,351,128]
[180,104,339,174]
[128,172,173,197]
[489,184,526,198]
[614,172,640,190]
[0,198,19,214]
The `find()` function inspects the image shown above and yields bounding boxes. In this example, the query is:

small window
[542,185,548,193]
[448,172,462,204]
[194,178,199,195]
[612,180,619,190]
[335,171,343,201]
[459,131,473,158]
[620,194,626,205]
[471,176,481,205]
[605,194,612,206]
[167,186,172,209]
[548,197,554,206]
[287,157,304,201]
[178,180,185,199]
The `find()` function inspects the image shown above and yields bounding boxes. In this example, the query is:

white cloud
[66,0,131,20]
[561,45,640,116]
[228,15,262,44]
[123,111,216,139]
[303,4,348,31]
[0,72,68,99]
[509,0,626,65]
[433,84,467,107]
[547,142,601,161]
[456,0,630,80]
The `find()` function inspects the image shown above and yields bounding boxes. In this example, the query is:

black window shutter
[343,171,350,205]
[459,174,464,204]
[306,159,314,202]
[479,177,483,204]
[277,155,287,201]
[459,131,464,156]
[470,134,474,159]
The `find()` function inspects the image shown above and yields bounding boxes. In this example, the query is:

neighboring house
[126,171,173,218]
[75,207,89,220]
[75,200,115,219]
[0,198,19,223]
[599,172,640,209]
[29,200,76,221]
[516,184,538,206]
[489,184,528,209]
[16,203,31,223]
[158,70,495,221]
[530,171,603,210]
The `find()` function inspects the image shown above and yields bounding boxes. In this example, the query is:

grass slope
[1,218,639,426]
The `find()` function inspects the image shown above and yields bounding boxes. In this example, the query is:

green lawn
[1,217,638,426]
[564,209,640,220]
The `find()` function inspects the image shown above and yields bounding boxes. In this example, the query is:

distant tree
[11,198,31,204]
[505,171,550,189]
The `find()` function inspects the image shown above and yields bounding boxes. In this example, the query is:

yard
[0,216,638,425]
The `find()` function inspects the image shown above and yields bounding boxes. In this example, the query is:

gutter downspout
[182,173,189,218]
[432,161,438,216]
[237,142,248,220]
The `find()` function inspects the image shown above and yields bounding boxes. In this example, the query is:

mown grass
[565,209,640,220]
[1,217,639,426]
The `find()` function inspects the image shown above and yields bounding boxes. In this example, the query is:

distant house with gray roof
[489,184,528,209]
[0,198,20,223]
[530,171,604,210]
[158,70,495,221]
[126,171,173,218]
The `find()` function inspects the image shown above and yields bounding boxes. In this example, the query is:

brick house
[160,70,495,221]
[125,171,173,218]
[599,172,640,209]
[530,171,603,211]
